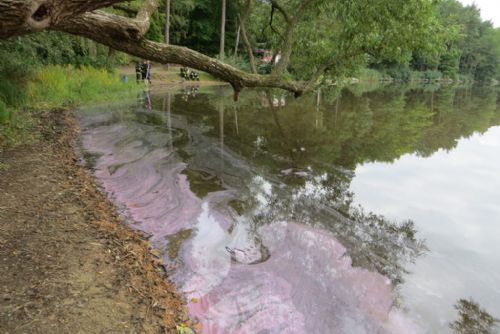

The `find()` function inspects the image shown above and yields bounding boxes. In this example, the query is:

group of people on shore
[135,60,152,84]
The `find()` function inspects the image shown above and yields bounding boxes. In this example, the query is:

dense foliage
[2,0,500,114]
[373,0,500,81]
[0,32,125,108]
[137,0,500,82]
[0,33,133,146]
[2,0,500,94]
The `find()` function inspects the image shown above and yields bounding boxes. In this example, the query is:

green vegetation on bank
[2,0,500,148]
[0,32,137,147]
[364,0,500,83]
[118,0,500,84]
[0,65,136,147]
[27,66,136,108]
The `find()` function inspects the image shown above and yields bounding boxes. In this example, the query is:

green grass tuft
[27,65,139,108]
[1,65,140,148]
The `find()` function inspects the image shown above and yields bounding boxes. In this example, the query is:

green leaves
[176,324,195,334]
[235,0,500,82]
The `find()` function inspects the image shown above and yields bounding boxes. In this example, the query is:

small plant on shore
[176,324,194,334]
[0,161,10,171]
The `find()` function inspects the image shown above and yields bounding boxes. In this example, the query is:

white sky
[458,0,500,27]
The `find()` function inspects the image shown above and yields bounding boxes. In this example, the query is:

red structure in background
[255,49,273,63]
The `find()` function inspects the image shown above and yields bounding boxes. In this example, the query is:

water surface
[78,84,500,333]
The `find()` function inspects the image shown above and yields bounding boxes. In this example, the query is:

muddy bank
[0,109,190,333]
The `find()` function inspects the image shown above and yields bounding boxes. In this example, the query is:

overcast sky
[458,0,500,27]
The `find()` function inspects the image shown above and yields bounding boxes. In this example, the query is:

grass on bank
[27,65,138,108]
[1,65,138,147]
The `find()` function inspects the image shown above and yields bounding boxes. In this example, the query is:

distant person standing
[142,60,152,84]
[135,61,143,83]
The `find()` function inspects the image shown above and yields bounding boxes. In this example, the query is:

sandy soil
[0,109,191,333]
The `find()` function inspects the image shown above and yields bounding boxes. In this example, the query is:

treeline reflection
[145,85,500,287]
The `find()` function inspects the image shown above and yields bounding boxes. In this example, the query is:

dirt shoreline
[0,109,191,333]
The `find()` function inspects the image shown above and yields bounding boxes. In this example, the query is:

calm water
[78,84,500,334]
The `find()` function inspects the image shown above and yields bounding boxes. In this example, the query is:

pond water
[78,84,500,334]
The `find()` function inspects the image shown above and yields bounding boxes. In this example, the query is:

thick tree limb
[133,0,159,37]
[57,0,158,40]
[0,0,130,38]
[0,0,325,98]
[57,12,303,96]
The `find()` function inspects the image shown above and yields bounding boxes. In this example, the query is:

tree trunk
[164,0,170,70]
[219,0,226,60]
[234,23,240,58]
[239,0,257,74]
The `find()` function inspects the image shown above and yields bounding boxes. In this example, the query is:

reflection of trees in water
[132,87,500,331]
[416,86,499,156]
[154,85,500,171]
[207,85,500,170]
[155,85,500,286]
[340,204,426,286]
[240,171,426,286]
[290,171,425,286]
[450,299,499,334]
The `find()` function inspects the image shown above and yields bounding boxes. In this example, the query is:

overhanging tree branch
[0,0,332,98]
[60,18,304,95]
[56,0,158,41]
[0,0,130,38]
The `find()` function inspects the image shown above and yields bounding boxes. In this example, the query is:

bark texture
[219,0,226,60]
[0,0,128,37]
